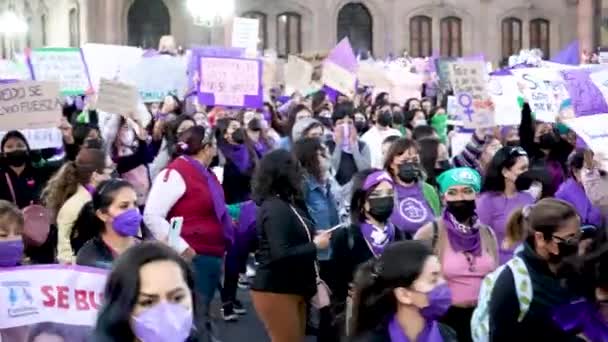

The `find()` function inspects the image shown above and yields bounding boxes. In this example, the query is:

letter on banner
[0,81,62,131]
[96,78,139,116]
[285,55,313,95]
[198,57,263,108]
[511,68,570,123]
[27,48,92,96]
[448,61,495,128]
[322,61,356,98]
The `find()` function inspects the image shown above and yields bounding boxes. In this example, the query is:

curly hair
[251,149,304,205]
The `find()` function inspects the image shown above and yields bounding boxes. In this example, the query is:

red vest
[165,157,225,256]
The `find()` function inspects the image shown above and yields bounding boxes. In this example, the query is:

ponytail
[504,207,527,250]
[70,201,104,254]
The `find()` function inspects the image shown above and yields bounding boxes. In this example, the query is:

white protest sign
[448,61,495,128]
[590,69,608,105]
[488,75,522,126]
[27,48,91,96]
[0,129,62,150]
[0,81,62,131]
[322,61,356,97]
[357,62,388,87]
[0,60,29,80]
[81,43,143,91]
[450,131,472,157]
[96,78,138,116]
[384,67,423,104]
[124,55,188,103]
[199,57,261,107]
[511,68,570,123]
[284,55,313,95]
[564,114,608,156]
[231,17,260,58]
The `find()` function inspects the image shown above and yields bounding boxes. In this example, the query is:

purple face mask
[112,208,142,237]
[132,302,193,342]
[419,283,452,321]
[0,239,24,267]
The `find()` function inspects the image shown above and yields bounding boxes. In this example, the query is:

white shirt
[361,125,402,168]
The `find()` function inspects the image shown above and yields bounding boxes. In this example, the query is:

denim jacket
[303,175,339,260]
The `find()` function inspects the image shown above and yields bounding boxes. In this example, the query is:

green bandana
[436,167,481,194]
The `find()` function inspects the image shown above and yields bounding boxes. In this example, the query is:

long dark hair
[383,138,420,177]
[285,104,312,138]
[293,137,325,183]
[418,138,440,188]
[252,149,303,205]
[351,241,434,336]
[481,146,527,193]
[350,169,382,224]
[93,242,206,342]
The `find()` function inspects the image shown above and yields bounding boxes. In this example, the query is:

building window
[337,3,373,56]
[128,0,170,48]
[242,11,267,51]
[440,16,462,57]
[276,12,301,57]
[69,7,80,47]
[502,18,522,60]
[41,14,47,46]
[410,15,432,57]
[530,18,550,58]
[26,17,32,47]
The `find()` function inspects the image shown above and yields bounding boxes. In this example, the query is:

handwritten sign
[198,57,263,108]
[448,61,494,128]
[231,17,260,58]
[564,114,608,157]
[27,48,91,96]
[322,61,356,97]
[373,66,423,104]
[81,43,143,91]
[125,55,188,103]
[562,68,608,117]
[488,75,522,126]
[0,81,62,131]
[285,55,313,95]
[96,78,138,116]
[511,68,570,123]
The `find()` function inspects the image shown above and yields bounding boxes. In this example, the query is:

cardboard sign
[96,78,139,116]
[81,43,143,91]
[322,61,356,98]
[27,48,92,96]
[125,55,188,103]
[488,75,522,126]
[511,68,570,123]
[357,62,390,88]
[231,17,260,58]
[198,57,263,108]
[284,55,313,95]
[448,61,495,128]
[0,81,62,131]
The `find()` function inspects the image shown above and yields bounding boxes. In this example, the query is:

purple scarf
[220,143,252,174]
[253,141,269,157]
[182,156,234,245]
[360,222,395,256]
[388,315,443,342]
[443,210,482,256]
[554,299,608,342]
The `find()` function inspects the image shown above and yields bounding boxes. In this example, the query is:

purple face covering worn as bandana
[442,210,482,256]
[362,171,394,191]
[132,302,193,342]
[219,143,252,174]
[388,315,443,342]
[0,239,24,267]
[554,299,608,342]
[112,208,143,237]
[360,222,395,256]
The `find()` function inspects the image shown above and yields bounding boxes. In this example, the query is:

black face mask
[248,119,263,132]
[354,121,368,134]
[434,160,452,177]
[319,117,333,129]
[547,240,580,265]
[377,111,392,127]
[538,133,558,149]
[231,129,246,144]
[446,200,477,223]
[3,150,29,167]
[505,140,520,147]
[367,196,394,223]
[398,162,420,183]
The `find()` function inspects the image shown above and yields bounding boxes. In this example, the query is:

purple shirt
[555,178,603,228]
[476,191,535,264]
[390,183,434,235]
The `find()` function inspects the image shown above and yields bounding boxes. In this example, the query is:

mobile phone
[168,217,184,248]
[325,224,345,234]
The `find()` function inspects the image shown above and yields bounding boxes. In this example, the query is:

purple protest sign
[323,38,358,98]
[188,46,246,93]
[561,69,608,117]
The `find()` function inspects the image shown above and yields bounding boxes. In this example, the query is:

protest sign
[448,61,495,128]
[0,265,107,342]
[0,59,29,80]
[450,131,472,157]
[488,75,522,126]
[322,62,356,98]
[27,48,92,96]
[96,78,138,116]
[357,62,390,88]
[374,67,423,104]
[590,69,608,108]
[564,114,608,157]
[562,68,608,117]
[0,129,62,150]
[198,56,263,108]
[511,68,570,123]
[125,54,188,103]
[0,81,62,131]
[599,47,608,65]
[81,43,143,91]
[435,58,457,90]
[231,17,260,58]
[284,55,313,95]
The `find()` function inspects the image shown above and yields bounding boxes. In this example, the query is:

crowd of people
[2,48,608,342]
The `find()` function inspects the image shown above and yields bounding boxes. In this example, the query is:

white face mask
[525,182,543,200]
[414,119,428,127]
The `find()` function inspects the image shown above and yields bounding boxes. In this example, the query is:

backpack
[471,256,532,342]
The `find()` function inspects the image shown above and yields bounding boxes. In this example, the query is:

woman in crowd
[487,198,582,341]
[242,110,275,157]
[92,242,207,342]
[41,148,111,264]
[403,109,428,132]
[414,167,498,341]
[477,146,535,264]
[278,104,314,150]
[404,98,421,111]
[418,137,451,189]
[361,105,402,169]
[75,179,147,269]
[149,115,195,180]
[353,110,369,135]
[144,126,232,324]
[349,240,457,341]
[453,128,502,175]
[384,138,441,237]
[250,149,332,342]
[555,149,603,228]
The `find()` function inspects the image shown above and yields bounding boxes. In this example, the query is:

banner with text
[0,81,62,131]
[0,129,62,150]
[198,56,263,108]
[448,61,495,128]
[27,48,92,96]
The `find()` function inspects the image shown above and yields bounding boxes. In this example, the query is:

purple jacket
[555,178,603,227]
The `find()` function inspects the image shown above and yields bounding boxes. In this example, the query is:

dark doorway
[127,0,170,48]
[337,3,373,55]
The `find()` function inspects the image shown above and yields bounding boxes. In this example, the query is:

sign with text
[511,68,571,122]
[81,43,143,91]
[561,68,608,117]
[0,81,62,131]
[373,66,423,104]
[448,61,495,128]
[285,55,313,95]
[0,59,29,80]
[125,55,188,103]
[322,61,356,98]
[231,17,260,58]
[488,75,522,126]
[198,56,263,108]
[96,78,139,116]
[564,114,608,157]
[27,48,92,96]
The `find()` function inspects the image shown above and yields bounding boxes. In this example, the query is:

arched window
[242,11,267,51]
[41,14,47,46]
[440,17,462,57]
[128,0,170,48]
[410,15,432,57]
[502,18,522,60]
[530,18,550,58]
[69,7,80,47]
[337,3,373,56]
[276,12,301,57]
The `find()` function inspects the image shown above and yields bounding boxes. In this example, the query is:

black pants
[441,306,474,342]
[315,259,340,342]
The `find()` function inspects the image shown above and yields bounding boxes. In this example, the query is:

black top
[489,241,582,342]
[222,158,253,205]
[328,140,366,186]
[0,163,59,208]
[349,323,458,342]
[251,197,318,298]
[76,237,115,270]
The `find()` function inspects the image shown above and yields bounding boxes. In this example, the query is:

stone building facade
[0,0,605,65]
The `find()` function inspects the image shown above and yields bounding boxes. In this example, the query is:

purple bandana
[360,222,395,256]
[363,171,394,191]
[554,299,608,342]
[388,315,443,342]
[84,184,95,196]
[442,210,482,256]
[220,143,252,174]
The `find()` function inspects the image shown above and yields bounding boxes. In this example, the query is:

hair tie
[177,141,189,151]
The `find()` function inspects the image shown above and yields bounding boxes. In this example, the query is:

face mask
[4,150,29,167]
[0,239,24,267]
[319,117,333,129]
[248,118,263,132]
[434,160,452,177]
[398,162,420,183]
[418,283,452,320]
[112,208,143,237]
[231,129,246,145]
[538,132,558,149]
[132,302,193,342]
[413,119,428,127]
[367,196,394,223]
[446,200,477,223]
[354,121,368,134]
[377,111,392,127]
[548,239,580,265]
[505,140,520,147]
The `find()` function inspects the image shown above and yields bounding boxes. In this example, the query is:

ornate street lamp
[187,0,235,27]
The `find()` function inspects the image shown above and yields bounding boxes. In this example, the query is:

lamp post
[186,0,234,45]
[0,10,28,58]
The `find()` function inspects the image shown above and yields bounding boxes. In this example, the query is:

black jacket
[251,197,317,297]
[349,323,458,342]
[76,237,115,270]
[489,241,582,342]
